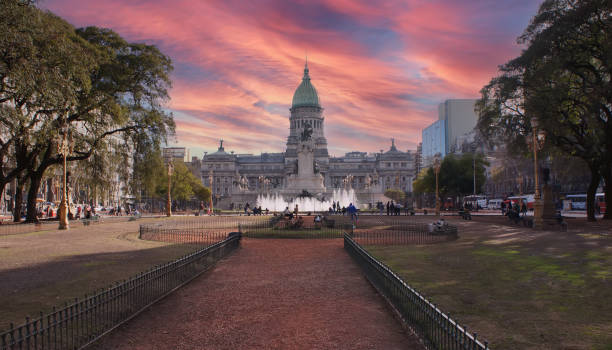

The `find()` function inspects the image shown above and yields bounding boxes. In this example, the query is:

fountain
[256,188,358,212]
[254,125,360,212]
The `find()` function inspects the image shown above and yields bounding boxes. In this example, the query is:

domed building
[285,62,329,181]
[194,61,415,209]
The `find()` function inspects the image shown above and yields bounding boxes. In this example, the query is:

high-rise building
[421,99,479,167]
[421,119,445,167]
[438,99,478,154]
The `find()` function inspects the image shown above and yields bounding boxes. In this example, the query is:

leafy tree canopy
[384,189,406,203]
[476,0,612,220]
[155,161,211,202]
[413,153,488,198]
[0,1,175,221]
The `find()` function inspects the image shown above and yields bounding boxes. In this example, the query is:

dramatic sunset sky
[42,0,541,157]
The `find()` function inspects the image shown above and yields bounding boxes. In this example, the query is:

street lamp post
[532,126,541,200]
[433,156,441,216]
[208,170,213,215]
[57,120,72,230]
[531,119,545,228]
[166,162,173,217]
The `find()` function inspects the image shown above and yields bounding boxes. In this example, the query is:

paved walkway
[94,239,422,349]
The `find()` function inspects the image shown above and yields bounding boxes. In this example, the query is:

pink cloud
[41,0,540,155]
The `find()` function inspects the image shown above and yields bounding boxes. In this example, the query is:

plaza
[2,0,612,349]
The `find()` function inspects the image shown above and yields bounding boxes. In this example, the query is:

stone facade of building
[193,63,416,209]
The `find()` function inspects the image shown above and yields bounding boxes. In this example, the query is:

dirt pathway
[93,238,422,349]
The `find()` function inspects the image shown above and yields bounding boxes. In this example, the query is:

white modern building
[421,99,479,166]
[438,99,478,154]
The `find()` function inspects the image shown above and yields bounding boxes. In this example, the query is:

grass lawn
[366,218,612,350]
[244,228,343,238]
[0,221,202,331]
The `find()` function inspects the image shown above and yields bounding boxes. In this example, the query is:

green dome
[291,63,320,108]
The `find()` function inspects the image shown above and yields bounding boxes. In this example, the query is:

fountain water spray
[256,188,358,212]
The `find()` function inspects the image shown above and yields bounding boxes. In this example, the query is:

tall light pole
[208,169,214,215]
[433,155,441,216]
[532,122,541,200]
[471,142,478,196]
[166,162,173,217]
[57,119,72,230]
[531,118,545,228]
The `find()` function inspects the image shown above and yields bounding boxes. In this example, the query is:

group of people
[243,202,268,216]
[329,201,343,214]
[41,204,98,220]
[501,200,528,217]
[376,201,403,216]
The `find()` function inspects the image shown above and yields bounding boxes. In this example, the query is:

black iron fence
[0,234,241,350]
[351,225,457,246]
[0,216,147,236]
[239,216,348,239]
[344,234,489,350]
[137,215,457,242]
[139,225,230,247]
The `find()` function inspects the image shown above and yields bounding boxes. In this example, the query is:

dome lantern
[291,61,320,109]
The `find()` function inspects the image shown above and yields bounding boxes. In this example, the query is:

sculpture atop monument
[300,122,313,141]
[285,136,325,194]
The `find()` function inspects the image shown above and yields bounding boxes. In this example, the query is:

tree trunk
[13,178,24,222]
[25,171,44,223]
[586,166,600,222]
[0,181,6,214]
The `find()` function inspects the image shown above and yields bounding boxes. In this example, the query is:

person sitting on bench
[283,206,293,219]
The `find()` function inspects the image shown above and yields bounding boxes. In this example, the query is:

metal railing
[237,215,356,239]
[0,216,145,236]
[0,233,241,350]
[344,234,489,349]
[139,225,230,247]
[138,215,456,242]
[351,225,457,246]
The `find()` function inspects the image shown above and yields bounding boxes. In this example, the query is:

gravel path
[93,238,422,349]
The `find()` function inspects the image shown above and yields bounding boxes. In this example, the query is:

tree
[476,0,612,221]
[0,2,175,222]
[384,189,406,203]
[155,161,210,204]
[413,153,488,200]
[131,141,165,201]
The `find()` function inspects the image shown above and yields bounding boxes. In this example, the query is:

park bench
[322,216,335,228]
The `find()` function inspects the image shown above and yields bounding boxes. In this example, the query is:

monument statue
[300,122,313,141]
[284,130,324,193]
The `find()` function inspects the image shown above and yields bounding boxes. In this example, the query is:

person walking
[348,203,358,227]
[386,201,390,216]
[390,200,396,216]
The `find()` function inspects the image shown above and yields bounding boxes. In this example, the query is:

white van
[487,199,503,210]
